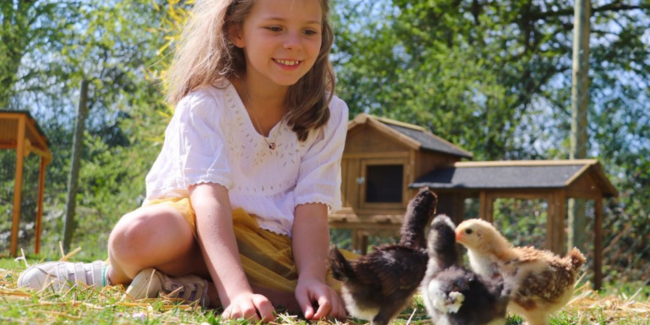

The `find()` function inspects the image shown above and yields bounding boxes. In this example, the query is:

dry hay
[1,248,648,324]
[562,280,650,323]
[2,270,649,324]
[0,247,208,324]
[0,267,205,324]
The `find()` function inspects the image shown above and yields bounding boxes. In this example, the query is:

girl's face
[232,0,323,88]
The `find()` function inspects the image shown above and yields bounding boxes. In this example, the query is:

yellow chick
[455,219,585,325]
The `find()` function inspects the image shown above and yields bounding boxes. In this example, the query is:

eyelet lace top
[144,82,348,237]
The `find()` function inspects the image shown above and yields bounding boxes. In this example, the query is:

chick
[421,215,510,325]
[455,219,586,325]
[329,188,437,325]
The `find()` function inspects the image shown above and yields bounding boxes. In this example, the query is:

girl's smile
[232,0,323,88]
[274,59,302,69]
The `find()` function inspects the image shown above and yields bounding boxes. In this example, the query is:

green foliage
[492,199,548,249]
[0,1,81,109]
[0,0,170,259]
[332,0,650,284]
[334,0,649,159]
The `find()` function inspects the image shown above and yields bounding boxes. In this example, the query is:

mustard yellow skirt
[144,197,355,293]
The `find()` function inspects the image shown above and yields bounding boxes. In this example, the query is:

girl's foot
[17,261,107,291]
[126,268,209,307]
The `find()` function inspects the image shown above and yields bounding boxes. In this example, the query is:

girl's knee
[109,206,193,261]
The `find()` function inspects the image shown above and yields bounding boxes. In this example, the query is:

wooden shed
[0,111,52,257]
[411,160,617,289]
[329,113,472,249]
[328,114,618,289]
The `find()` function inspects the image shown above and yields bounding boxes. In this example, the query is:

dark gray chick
[421,215,511,325]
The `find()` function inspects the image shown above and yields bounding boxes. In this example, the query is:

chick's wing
[355,245,428,296]
[509,247,577,302]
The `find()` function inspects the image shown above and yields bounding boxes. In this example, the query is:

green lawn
[1,257,648,325]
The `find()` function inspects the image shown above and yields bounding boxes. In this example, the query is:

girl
[19,0,350,321]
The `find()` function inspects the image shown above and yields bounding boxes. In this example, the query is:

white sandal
[17,261,107,291]
[126,268,210,307]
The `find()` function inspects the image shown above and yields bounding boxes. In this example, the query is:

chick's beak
[455,230,464,243]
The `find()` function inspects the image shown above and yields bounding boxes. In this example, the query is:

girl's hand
[295,276,347,321]
[222,292,276,322]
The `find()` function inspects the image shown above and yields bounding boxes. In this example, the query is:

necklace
[242,82,282,150]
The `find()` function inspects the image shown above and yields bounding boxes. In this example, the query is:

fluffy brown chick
[455,219,586,325]
[329,188,437,325]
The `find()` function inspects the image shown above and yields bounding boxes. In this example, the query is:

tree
[334,0,649,159]
[331,0,649,283]
[0,0,171,257]
[0,1,83,109]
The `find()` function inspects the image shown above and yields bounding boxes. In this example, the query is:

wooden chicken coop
[0,111,52,257]
[328,114,617,289]
[329,113,472,248]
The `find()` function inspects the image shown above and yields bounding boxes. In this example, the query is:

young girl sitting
[19,0,350,321]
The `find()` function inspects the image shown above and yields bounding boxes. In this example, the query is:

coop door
[358,158,406,209]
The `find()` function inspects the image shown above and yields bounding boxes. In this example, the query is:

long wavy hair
[166,0,335,141]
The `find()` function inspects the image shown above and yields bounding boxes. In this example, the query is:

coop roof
[0,110,51,161]
[410,159,618,197]
[349,114,473,159]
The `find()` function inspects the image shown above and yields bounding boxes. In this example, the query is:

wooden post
[555,190,567,253]
[451,194,465,225]
[546,193,556,252]
[483,193,494,223]
[479,191,487,220]
[10,115,26,257]
[594,197,603,290]
[352,230,369,255]
[568,0,591,252]
[547,191,567,254]
[360,233,368,255]
[351,229,360,253]
[35,156,47,254]
[63,79,89,252]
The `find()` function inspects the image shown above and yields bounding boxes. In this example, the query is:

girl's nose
[283,32,302,50]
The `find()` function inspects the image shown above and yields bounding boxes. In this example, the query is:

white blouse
[144,82,349,237]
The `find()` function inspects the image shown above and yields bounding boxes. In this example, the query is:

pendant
[269,142,276,150]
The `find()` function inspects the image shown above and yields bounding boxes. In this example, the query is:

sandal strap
[126,268,209,308]
[92,261,105,288]
[162,274,209,307]
[17,261,107,291]
[74,263,86,286]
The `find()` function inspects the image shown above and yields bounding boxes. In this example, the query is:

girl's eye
[303,29,319,36]
[266,26,282,32]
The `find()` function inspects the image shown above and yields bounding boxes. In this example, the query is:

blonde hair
[166,0,336,141]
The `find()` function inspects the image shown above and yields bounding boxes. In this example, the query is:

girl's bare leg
[107,205,208,284]
[105,205,302,310]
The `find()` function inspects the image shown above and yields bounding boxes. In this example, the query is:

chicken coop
[0,111,52,257]
[329,113,472,248]
[328,113,617,289]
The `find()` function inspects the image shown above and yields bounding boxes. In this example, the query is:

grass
[1,254,649,325]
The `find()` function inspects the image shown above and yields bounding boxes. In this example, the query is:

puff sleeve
[293,97,349,211]
[172,91,233,190]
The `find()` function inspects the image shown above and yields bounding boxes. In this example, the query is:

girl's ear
[228,23,245,48]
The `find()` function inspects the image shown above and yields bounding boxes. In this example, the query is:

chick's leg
[370,302,405,325]
[522,311,548,325]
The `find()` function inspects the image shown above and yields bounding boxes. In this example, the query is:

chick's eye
[465,229,473,235]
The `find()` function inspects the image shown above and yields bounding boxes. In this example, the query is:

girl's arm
[189,183,275,322]
[292,203,346,320]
